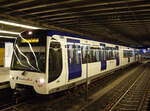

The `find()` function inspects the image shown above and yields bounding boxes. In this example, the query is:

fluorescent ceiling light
[0,30,19,35]
[0,36,17,39]
[0,20,40,29]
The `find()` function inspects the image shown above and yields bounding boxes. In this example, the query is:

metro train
[10,29,141,94]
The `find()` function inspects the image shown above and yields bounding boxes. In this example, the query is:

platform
[0,67,9,82]
[0,67,10,89]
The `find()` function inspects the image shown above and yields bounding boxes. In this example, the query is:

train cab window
[48,40,62,82]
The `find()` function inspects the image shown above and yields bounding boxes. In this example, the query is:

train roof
[21,29,136,49]
[48,30,136,49]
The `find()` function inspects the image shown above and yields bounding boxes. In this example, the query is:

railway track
[75,62,150,111]
[71,62,147,111]
[0,101,25,111]
[0,91,31,111]
[0,90,67,111]
[0,62,144,111]
[108,63,150,111]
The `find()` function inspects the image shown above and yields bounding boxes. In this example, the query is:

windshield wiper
[21,70,26,76]
[21,68,40,74]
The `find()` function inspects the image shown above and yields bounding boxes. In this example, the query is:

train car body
[10,30,141,94]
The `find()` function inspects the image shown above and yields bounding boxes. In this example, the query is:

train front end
[10,30,48,94]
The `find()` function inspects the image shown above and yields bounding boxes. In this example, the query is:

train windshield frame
[11,30,47,73]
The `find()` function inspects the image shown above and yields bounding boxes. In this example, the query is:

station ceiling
[0,0,150,48]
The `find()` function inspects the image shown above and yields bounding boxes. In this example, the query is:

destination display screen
[19,30,47,46]
[21,38,39,43]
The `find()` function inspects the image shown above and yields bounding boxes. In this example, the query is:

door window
[48,40,62,82]
[68,43,81,65]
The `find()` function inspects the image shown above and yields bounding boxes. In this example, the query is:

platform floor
[0,67,9,82]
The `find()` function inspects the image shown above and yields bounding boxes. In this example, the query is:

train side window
[68,45,73,65]
[105,47,109,60]
[48,40,62,82]
[81,45,91,63]
[99,48,102,61]
[96,49,100,61]
[128,50,133,57]
[75,44,81,64]
[112,47,116,59]
[81,45,86,64]
[90,48,95,62]
[90,46,100,62]
[90,48,94,62]
[90,48,92,62]
[123,50,134,58]
[114,48,119,58]
[106,47,114,60]
[123,50,128,58]
[106,47,117,60]
[68,43,81,65]
[111,47,115,59]
[87,46,91,63]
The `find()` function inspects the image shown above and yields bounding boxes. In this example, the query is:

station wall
[5,42,13,67]
[0,42,13,67]
[0,44,5,67]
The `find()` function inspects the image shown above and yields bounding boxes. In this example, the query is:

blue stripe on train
[116,46,120,66]
[100,43,107,70]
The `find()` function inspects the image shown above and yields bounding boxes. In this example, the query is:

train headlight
[27,31,33,35]
[10,75,12,79]
[39,78,45,84]
[36,78,45,87]
[10,75,14,80]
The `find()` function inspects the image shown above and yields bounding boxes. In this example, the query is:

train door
[100,44,106,70]
[67,39,82,80]
[116,46,120,66]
